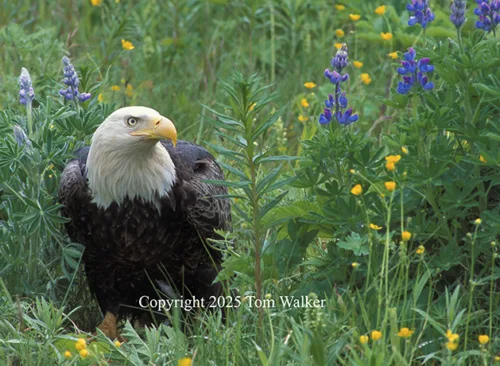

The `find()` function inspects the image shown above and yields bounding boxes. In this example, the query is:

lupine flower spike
[450,0,467,29]
[319,44,359,125]
[19,68,35,105]
[397,47,434,95]
[407,0,435,28]
[59,56,92,103]
[474,0,500,33]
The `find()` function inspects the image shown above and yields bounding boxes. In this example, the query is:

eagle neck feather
[86,141,176,210]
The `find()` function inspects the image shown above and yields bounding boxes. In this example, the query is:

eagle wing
[162,140,231,240]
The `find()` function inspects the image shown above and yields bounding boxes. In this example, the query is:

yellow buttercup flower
[301,98,309,108]
[446,329,459,342]
[397,327,414,338]
[79,349,89,358]
[381,32,393,41]
[335,4,345,11]
[479,155,487,163]
[416,245,425,255]
[369,223,382,230]
[304,82,316,89]
[474,218,482,225]
[371,330,382,341]
[360,73,372,85]
[178,358,193,366]
[351,184,363,196]
[385,181,396,192]
[478,335,489,345]
[64,350,72,359]
[298,115,309,122]
[334,43,343,50]
[388,51,399,59]
[111,85,121,91]
[350,14,361,21]
[91,0,102,6]
[401,146,409,155]
[359,335,369,344]
[335,29,345,37]
[75,338,86,351]
[446,341,458,351]
[375,5,386,15]
[98,93,104,102]
[386,162,395,171]
[353,61,363,69]
[352,262,359,268]
[114,340,122,347]
[385,155,401,163]
[402,231,412,242]
[121,39,135,50]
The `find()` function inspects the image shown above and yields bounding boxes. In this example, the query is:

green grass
[1,0,500,365]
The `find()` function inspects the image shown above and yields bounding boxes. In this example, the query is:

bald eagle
[59,106,231,339]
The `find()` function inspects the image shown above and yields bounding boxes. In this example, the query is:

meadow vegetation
[0,0,499,365]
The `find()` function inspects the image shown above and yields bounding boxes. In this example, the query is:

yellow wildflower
[397,327,414,338]
[298,115,309,122]
[480,155,486,163]
[114,340,122,347]
[98,93,104,103]
[353,61,363,69]
[369,223,382,230]
[265,293,272,299]
[335,29,345,37]
[401,146,409,155]
[64,350,72,359]
[359,335,369,344]
[474,218,482,225]
[75,338,86,351]
[384,181,396,192]
[351,184,363,196]
[446,341,458,351]
[304,82,316,89]
[301,98,309,108]
[446,329,459,342]
[375,5,386,15]
[91,0,102,6]
[385,155,401,163]
[360,73,372,85]
[388,51,398,59]
[350,14,361,21]
[334,43,343,50]
[495,355,500,362]
[79,349,89,358]
[416,245,425,255]
[121,39,135,50]
[125,84,134,97]
[178,358,193,366]
[371,330,382,341]
[478,335,489,344]
[335,4,345,11]
[349,169,356,174]
[352,262,359,268]
[386,162,395,171]
[381,32,393,41]
[249,102,257,111]
[402,231,412,242]
[111,85,121,91]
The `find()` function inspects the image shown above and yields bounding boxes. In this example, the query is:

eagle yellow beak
[130,116,177,146]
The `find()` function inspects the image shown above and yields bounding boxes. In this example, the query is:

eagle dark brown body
[59,140,231,336]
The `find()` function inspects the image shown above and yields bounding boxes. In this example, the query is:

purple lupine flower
[407,0,435,28]
[319,44,358,125]
[474,0,500,32]
[19,68,35,105]
[450,0,467,29]
[59,56,92,102]
[13,125,31,147]
[397,47,434,95]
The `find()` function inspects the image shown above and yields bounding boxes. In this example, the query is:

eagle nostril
[155,120,160,126]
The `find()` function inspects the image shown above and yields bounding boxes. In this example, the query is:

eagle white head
[86,106,178,209]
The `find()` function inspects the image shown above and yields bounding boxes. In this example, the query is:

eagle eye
[127,117,138,127]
